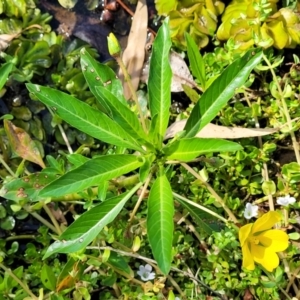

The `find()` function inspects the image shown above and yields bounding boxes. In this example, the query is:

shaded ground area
[39,0,156,61]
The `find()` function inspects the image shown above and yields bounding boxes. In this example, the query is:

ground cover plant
[1,0,300,299]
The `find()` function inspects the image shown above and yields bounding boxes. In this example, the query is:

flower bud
[107,33,121,57]
[132,236,141,252]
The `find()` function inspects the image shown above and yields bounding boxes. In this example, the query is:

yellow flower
[239,211,289,272]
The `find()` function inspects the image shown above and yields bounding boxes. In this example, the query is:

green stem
[0,154,16,177]
[262,53,300,164]
[279,252,299,295]
[47,105,73,154]
[0,262,39,300]
[244,92,274,211]
[172,192,229,224]
[286,265,300,294]
[5,234,35,241]
[86,246,225,299]
[115,56,147,133]
[180,163,238,223]
[283,208,288,227]
[43,203,62,235]
[57,123,73,154]
[129,172,152,222]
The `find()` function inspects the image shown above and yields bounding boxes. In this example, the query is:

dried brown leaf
[169,51,197,92]
[165,119,278,140]
[0,32,21,51]
[119,0,148,99]
[4,120,46,168]
[0,25,43,51]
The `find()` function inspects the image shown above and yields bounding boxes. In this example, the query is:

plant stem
[86,246,226,299]
[167,274,185,298]
[244,92,274,211]
[43,203,62,235]
[5,234,35,241]
[47,105,73,154]
[129,173,152,222]
[0,154,16,177]
[262,53,300,164]
[175,212,204,243]
[180,163,238,223]
[286,265,300,293]
[0,262,39,300]
[57,123,73,154]
[115,56,147,133]
[24,205,58,234]
[173,192,228,224]
[279,252,299,295]
[283,208,289,227]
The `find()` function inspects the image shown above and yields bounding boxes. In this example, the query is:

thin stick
[262,53,300,164]
[180,163,238,223]
[0,262,39,300]
[167,274,185,297]
[279,252,299,295]
[115,55,147,132]
[173,192,229,224]
[43,203,62,235]
[129,173,152,222]
[47,105,73,154]
[24,206,58,234]
[5,235,35,241]
[244,93,274,211]
[57,124,73,154]
[286,265,300,293]
[0,154,16,177]
[86,246,226,299]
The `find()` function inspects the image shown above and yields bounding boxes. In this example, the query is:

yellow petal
[252,211,281,234]
[239,223,253,246]
[242,243,255,270]
[257,229,289,252]
[251,244,280,272]
[267,20,289,49]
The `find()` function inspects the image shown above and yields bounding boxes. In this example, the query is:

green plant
[1,19,262,277]
[155,0,225,49]
[217,0,300,51]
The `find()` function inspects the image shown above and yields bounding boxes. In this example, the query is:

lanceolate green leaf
[95,86,150,144]
[39,155,144,198]
[80,48,126,108]
[148,19,172,145]
[0,62,13,90]
[184,49,263,137]
[26,84,144,152]
[164,138,243,161]
[43,183,143,258]
[185,32,206,89]
[147,172,174,274]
